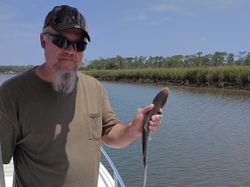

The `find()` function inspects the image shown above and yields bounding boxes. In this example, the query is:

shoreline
[95,77,250,91]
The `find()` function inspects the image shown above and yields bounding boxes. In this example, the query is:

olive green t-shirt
[0,69,120,187]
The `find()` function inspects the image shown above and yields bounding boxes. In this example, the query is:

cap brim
[52,25,90,42]
[82,30,90,42]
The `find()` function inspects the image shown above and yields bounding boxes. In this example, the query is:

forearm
[102,123,141,149]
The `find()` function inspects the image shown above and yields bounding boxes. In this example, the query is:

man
[0,5,163,187]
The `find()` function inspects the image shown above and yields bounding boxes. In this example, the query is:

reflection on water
[170,85,250,101]
[1,76,250,187]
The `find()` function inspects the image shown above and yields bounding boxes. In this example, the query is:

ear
[40,33,46,49]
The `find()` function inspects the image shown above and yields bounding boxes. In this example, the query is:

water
[101,82,250,187]
[0,74,15,85]
[1,75,250,187]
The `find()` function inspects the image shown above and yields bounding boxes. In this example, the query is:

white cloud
[134,13,148,21]
[123,0,247,25]
[199,36,207,42]
[149,17,171,26]
[124,12,148,23]
[125,2,184,24]
[149,3,181,13]
[193,0,250,9]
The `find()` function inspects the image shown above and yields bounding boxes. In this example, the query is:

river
[1,74,250,186]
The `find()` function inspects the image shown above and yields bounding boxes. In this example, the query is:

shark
[142,87,169,187]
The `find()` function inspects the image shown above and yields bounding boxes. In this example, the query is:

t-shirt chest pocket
[87,113,102,140]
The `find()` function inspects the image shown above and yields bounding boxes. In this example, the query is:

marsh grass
[83,65,250,89]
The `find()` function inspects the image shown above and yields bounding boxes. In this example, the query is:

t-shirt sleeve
[100,85,120,136]
[0,82,20,164]
[0,112,17,163]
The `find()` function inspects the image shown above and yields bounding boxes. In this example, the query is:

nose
[64,43,77,54]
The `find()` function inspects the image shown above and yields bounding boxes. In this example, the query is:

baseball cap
[43,5,90,42]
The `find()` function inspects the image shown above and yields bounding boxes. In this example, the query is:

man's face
[41,28,86,93]
[42,28,84,73]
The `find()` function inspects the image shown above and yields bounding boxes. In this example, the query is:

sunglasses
[44,32,87,52]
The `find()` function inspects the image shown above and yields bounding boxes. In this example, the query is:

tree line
[0,65,34,74]
[83,51,250,70]
[1,51,250,73]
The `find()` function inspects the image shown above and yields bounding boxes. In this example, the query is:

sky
[1,0,250,66]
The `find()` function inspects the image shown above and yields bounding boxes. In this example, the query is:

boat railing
[0,143,6,187]
[100,147,126,187]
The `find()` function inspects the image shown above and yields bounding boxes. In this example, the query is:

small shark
[142,87,169,187]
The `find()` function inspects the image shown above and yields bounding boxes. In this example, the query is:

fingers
[149,114,163,132]
[149,125,158,132]
[135,105,164,133]
[157,108,163,114]
[132,104,154,131]
[150,114,162,122]
[138,104,154,115]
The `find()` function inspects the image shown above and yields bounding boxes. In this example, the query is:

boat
[1,146,126,187]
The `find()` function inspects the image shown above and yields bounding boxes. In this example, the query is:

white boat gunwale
[1,146,126,187]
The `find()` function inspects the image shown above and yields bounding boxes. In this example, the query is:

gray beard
[52,66,77,94]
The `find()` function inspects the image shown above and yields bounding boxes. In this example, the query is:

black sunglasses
[44,32,87,52]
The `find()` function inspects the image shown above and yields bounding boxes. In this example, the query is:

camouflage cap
[43,5,90,42]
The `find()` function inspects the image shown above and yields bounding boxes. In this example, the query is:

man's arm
[102,104,162,148]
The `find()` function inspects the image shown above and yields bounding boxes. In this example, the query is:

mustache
[56,55,79,70]
[58,56,77,62]
[59,52,78,61]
